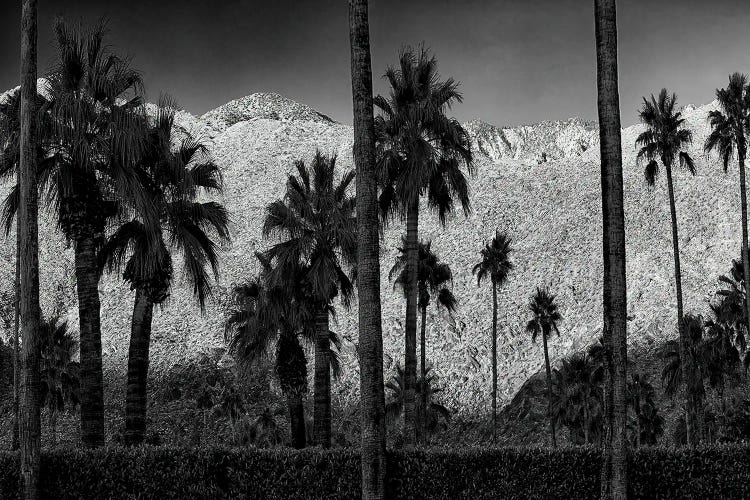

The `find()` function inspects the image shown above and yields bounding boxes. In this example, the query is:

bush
[0,445,749,499]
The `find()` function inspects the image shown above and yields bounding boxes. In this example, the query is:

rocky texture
[0,93,739,419]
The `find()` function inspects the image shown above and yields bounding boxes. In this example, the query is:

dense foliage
[0,446,747,499]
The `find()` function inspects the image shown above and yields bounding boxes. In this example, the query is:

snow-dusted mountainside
[0,92,737,417]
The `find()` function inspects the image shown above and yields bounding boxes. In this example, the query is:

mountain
[0,92,739,419]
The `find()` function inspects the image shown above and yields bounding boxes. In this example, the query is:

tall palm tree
[98,101,230,446]
[595,0,628,496]
[636,88,697,444]
[375,48,473,445]
[526,287,562,448]
[45,19,148,448]
[390,238,456,439]
[262,151,356,448]
[705,73,750,351]
[348,0,386,494]
[38,316,80,447]
[18,0,41,495]
[472,230,513,441]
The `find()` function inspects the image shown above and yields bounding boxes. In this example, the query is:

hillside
[0,92,740,420]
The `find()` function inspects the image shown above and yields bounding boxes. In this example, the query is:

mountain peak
[200,92,335,135]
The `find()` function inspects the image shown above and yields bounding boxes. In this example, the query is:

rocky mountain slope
[0,93,739,419]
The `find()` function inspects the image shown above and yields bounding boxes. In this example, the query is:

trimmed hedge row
[0,445,748,499]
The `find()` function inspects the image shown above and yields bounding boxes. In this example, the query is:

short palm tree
[526,287,562,448]
[551,351,603,444]
[627,373,663,447]
[390,238,456,439]
[99,101,230,446]
[226,256,310,449]
[39,315,80,447]
[262,150,356,448]
[705,73,750,359]
[661,313,706,442]
[635,88,697,444]
[375,47,473,445]
[385,364,451,438]
[472,230,513,441]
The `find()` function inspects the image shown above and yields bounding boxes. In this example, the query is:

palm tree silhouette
[3,19,151,448]
[551,351,604,445]
[635,88,697,444]
[98,100,230,446]
[472,230,513,441]
[526,286,562,448]
[660,313,707,441]
[390,237,456,439]
[705,73,750,372]
[348,0,386,493]
[39,315,80,447]
[262,150,356,448]
[375,47,473,445]
[384,364,451,438]
[626,373,663,447]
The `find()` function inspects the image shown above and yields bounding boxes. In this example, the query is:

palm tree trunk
[19,0,41,496]
[124,288,153,446]
[419,304,427,442]
[491,281,498,443]
[287,393,306,449]
[595,0,628,497]
[738,143,750,367]
[403,201,419,447]
[74,235,105,448]
[349,0,387,495]
[542,330,556,448]
[665,164,697,446]
[313,307,331,447]
[12,225,20,451]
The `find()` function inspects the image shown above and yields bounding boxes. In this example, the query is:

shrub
[0,445,749,499]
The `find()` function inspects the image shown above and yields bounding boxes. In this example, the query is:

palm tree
[390,238,456,439]
[704,303,741,417]
[226,261,309,448]
[18,0,41,495]
[348,0,386,494]
[627,374,663,447]
[38,316,80,447]
[375,47,473,445]
[384,364,451,437]
[262,151,356,448]
[472,230,513,441]
[595,0,628,496]
[636,88,697,444]
[98,101,230,446]
[551,352,604,444]
[661,313,707,441]
[526,287,562,448]
[705,73,750,354]
[42,19,148,448]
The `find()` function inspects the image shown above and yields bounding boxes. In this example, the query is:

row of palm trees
[2,17,231,466]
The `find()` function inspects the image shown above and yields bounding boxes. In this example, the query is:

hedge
[0,445,748,499]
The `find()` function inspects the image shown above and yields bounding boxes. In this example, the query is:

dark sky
[1,1,749,127]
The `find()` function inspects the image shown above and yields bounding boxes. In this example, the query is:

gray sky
[1,1,749,127]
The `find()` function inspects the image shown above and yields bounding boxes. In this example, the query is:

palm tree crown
[704,73,750,170]
[390,238,457,313]
[262,150,357,306]
[526,287,562,341]
[99,100,230,308]
[636,88,696,184]
[473,230,514,286]
[375,47,474,224]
